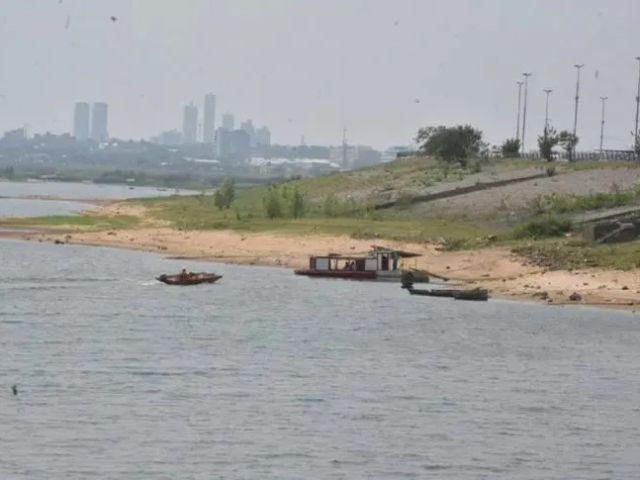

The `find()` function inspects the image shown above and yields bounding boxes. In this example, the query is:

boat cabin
[296,246,422,281]
[307,247,409,273]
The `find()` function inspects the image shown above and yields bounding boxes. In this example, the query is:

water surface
[1,240,639,479]
[0,198,90,217]
[0,180,190,200]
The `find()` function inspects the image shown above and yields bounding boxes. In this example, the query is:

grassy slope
[137,193,492,243]
[6,156,640,269]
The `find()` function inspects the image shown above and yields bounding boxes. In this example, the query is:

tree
[501,138,520,157]
[557,130,579,161]
[213,177,235,209]
[323,193,340,217]
[290,188,305,218]
[263,186,283,218]
[416,125,483,166]
[537,126,558,162]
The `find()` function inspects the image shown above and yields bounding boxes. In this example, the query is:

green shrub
[512,217,573,239]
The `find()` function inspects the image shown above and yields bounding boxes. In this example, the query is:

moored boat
[294,245,430,282]
[406,286,489,301]
[156,272,222,286]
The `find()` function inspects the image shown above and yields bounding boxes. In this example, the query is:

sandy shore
[0,200,636,310]
[3,217,638,311]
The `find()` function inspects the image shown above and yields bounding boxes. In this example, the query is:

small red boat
[156,272,222,286]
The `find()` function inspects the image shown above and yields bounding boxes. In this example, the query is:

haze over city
[2,0,640,150]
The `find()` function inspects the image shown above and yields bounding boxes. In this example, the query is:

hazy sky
[1,0,640,150]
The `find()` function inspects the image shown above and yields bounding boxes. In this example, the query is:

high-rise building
[90,102,109,142]
[221,113,235,130]
[240,119,256,147]
[73,102,90,141]
[215,128,250,160]
[182,103,198,144]
[203,93,216,143]
[255,126,271,147]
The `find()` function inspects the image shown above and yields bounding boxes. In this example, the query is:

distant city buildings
[216,128,250,161]
[158,129,182,146]
[90,102,109,142]
[72,101,108,143]
[240,119,255,146]
[1,128,27,148]
[203,94,216,143]
[255,126,271,147]
[73,102,90,141]
[221,113,235,131]
[182,103,198,144]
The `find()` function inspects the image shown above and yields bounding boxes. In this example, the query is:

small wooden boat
[452,288,489,301]
[407,287,489,301]
[156,272,222,286]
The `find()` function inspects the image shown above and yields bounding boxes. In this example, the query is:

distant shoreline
[1,202,638,313]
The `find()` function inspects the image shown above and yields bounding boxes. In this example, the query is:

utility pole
[516,81,524,140]
[572,64,584,160]
[341,127,348,168]
[600,96,608,158]
[521,73,532,155]
[543,89,552,130]
[635,57,640,154]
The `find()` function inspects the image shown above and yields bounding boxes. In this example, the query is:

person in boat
[180,268,189,280]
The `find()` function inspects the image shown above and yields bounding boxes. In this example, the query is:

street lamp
[543,89,552,130]
[521,72,532,155]
[600,96,608,158]
[635,57,640,154]
[515,81,524,140]
[572,64,584,160]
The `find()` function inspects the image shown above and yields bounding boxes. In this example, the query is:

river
[1,239,639,479]
[0,180,195,217]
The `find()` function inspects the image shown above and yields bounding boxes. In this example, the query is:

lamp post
[635,57,640,154]
[572,64,584,160]
[521,72,532,155]
[516,81,524,140]
[543,89,552,131]
[600,96,608,159]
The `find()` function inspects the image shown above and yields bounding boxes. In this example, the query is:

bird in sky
[110,16,118,22]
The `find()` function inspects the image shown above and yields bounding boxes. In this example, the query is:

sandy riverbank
[3,221,638,310]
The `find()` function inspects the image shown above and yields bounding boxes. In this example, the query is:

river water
[1,239,639,479]
[0,180,194,217]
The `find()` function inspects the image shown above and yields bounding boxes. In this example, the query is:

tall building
[255,126,271,147]
[90,102,108,142]
[203,93,216,143]
[215,128,250,160]
[240,119,256,147]
[182,103,198,144]
[221,113,235,130]
[73,102,90,141]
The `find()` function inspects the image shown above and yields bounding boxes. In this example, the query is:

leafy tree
[263,186,283,218]
[537,126,558,162]
[501,138,521,157]
[323,193,340,217]
[416,125,483,167]
[290,188,305,218]
[213,176,235,209]
[557,130,579,161]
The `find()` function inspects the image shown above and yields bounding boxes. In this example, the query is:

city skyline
[3,1,640,150]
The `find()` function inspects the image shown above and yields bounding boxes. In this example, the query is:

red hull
[294,269,377,280]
